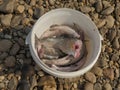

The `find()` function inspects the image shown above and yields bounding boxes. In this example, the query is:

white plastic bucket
[26,8,103,78]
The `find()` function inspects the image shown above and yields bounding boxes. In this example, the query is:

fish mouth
[74,51,80,58]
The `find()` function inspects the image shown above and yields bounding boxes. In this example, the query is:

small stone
[17,5,25,13]
[101,6,114,15]
[21,64,34,78]
[84,82,93,90]
[0,52,8,60]
[105,46,113,53]
[73,83,77,88]
[48,0,55,5]
[30,75,37,90]
[103,68,114,80]
[43,85,56,90]
[4,56,16,67]
[33,7,44,19]
[1,14,12,26]
[117,84,120,89]
[11,15,22,27]
[111,54,119,61]
[4,34,12,39]
[85,72,96,83]
[94,83,102,90]
[0,82,5,89]
[10,43,20,55]
[107,29,117,41]
[95,0,103,12]
[0,0,15,13]
[115,68,119,79]
[115,3,120,22]
[17,79,30,90]
[88,0,96,5]
[0,76,5,82]
[102,1,111,9]
[91,67,103,76]
[58,84,63,90]
[0,39,12,52]
[18,38,24,46]
[22,18,30,25]
[8,77,18,90]
[97,19,106,28]
[113,37,119,49]
[103,83,112,90]
[80,6,91,13]
[38,76,56,87]
[30,0,36,6]
[38,71,44,77]
[105,16,115,28]
[28,8,33,16]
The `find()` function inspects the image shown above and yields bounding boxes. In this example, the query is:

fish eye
[75,45,79,49]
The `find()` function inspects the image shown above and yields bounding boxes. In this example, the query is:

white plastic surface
[26,8,102,78]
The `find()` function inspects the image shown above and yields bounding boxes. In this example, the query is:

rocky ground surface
[0,0,120,90]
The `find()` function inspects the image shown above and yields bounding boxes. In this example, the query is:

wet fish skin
[40,25,80,39]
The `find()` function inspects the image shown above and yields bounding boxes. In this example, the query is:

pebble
[1,14,13,26]
[43,85,56,90]
[22,18,30,25]
[108,29,117,41]
[85,72,96,83]
[0,39,12,52]
[10,43,20,55]
[28,8,33,16]
[33,7,44,19]
[91,67,103,76]
[0,52,8,60]
[4,34,12,39]
[115,68,119,79]
[101,6,114,15]
[103,83,112,90]
[95,0,103,12]
[88,0,96,5]
[11,15,22,27]
[105,15,115,28]
[113,37,119,49]
[97,19,106,28]
[84,82,93,90]
[80,6,91,13]
[117,84,120,89]
[30,75,37,90]
[115,3,120,22]
[0,76,5,82]
[94,83,102,90]
[48,0,55,6]
[18,38,24,46]
[38,76,56,87]
[103,68,114,80]
[4,56,16,67]
[0,82,5,89]
[7,77,18,90]
[111,54,119,61]
[21,64,34,78]
[102,1,111,9]
[30,0,36,6]
[38,71,44,77]
[0,0,15,13]
[105,46,113,53]
[17,79,30,90]
[16,5,25,13]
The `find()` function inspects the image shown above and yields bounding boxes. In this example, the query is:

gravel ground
[0,0,120,90]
